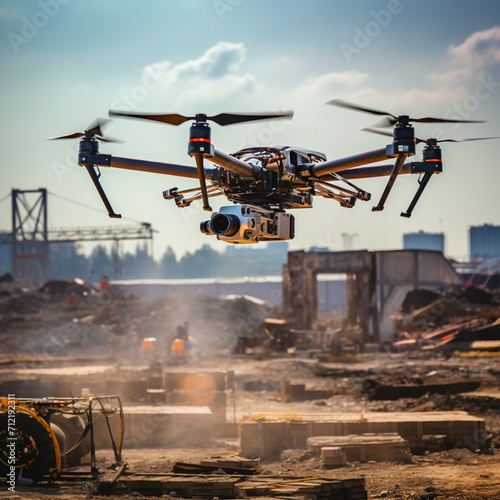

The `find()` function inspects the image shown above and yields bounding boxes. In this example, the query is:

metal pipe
[311,148,388,177]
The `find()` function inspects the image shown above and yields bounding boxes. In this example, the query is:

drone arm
[78,150,202,179]
[331,162,413,180]
[109,155,200,179]
[310,147,388,177]
[78,152,215,216]
[210,148,262,178]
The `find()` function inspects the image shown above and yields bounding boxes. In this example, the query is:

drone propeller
[361,126,499,218]
[109,108,293,212]
[327,98,486,127]
[362,127,500,146]
[49,118,122,142]
[108,109,294,126]
[49,118,123,218]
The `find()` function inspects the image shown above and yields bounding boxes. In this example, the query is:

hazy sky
[1,0,500,261]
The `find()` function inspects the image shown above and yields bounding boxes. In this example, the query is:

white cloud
[429,26,500,84]
[448,26,500,67]
[142,42,258,105]
[292,70,467,116]
[295,71,370,100]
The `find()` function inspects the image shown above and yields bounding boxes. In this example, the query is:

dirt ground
[1,283,500,499]
[1,354,500,500]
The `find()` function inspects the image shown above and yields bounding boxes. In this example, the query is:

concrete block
[93,405,212,449]
[239,411,485,459]
[321,446,343,458]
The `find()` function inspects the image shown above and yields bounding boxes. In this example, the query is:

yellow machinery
[0,394,124,484]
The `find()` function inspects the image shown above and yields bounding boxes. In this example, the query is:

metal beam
[47,224,153,242]
[2,189,155,281]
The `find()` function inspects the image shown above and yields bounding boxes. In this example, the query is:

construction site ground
[1,282,500,499]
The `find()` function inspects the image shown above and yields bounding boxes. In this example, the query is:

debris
[280,381,335,401]
[362,379,481,400]
[401,289,440,312]
[172,461,257,475]
[0,272,14,283]
[464,285,493,304]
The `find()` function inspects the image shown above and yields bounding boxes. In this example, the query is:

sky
[1,0,500,262]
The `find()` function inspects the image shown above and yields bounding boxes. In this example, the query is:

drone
[50,99,497,244]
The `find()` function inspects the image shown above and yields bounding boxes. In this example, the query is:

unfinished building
[282,249,462,342]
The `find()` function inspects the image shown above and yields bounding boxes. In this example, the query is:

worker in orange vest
[99,274,110,290]
[171,322,191,362]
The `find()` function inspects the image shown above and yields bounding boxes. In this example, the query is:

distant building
[469,224,500,262]
[403,231,444,253]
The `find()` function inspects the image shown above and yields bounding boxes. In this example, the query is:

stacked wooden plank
[100,473,367,500]
[235,476,367,500]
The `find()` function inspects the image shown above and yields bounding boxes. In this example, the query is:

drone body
[50,101,495,244]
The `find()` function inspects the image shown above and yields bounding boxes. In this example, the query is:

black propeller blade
[362,127,500,146]
[209,111,294,126]
[417,136,500,145]
[108,109,294,126]
[361,127,393,138]
[328,98,486,127]
[49,118,121,142]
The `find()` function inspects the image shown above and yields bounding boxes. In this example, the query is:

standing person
[99,274,110,290]
[171,322,193,361]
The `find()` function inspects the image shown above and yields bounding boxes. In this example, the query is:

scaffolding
[1,189,154,282]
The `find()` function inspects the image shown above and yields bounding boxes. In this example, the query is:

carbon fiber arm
[326,162,413,180]
[109,156,200,179]
[311,148,389,177]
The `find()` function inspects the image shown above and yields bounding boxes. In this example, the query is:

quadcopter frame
[49,100,493,243]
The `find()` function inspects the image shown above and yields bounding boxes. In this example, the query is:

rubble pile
[0,278,270,359]
[390,285,500,353]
